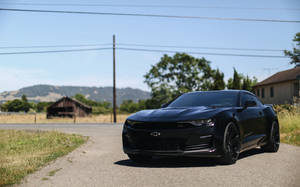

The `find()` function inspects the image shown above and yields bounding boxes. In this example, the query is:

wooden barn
[47,96,92,118]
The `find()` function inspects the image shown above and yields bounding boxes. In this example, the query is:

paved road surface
[1,124,299,187]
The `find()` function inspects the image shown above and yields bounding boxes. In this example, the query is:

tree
[120,100,138,113]
[72,93,111,114]
[73,94,86,103]
[232,68,243,89]
[227,68,257,91]
[6,100,24,112]
[0,95,35,113]
[36,102,52,112]
[120,99,148,113]
[242,76,258,92]
[210,69,225,90]
[21,94,31,112]
[144,53,215,107]
[284,32,300,66]
[227,78,233,90]
[2,99,30,112]
[227,68,243,90]
[21,94,28,103]
[143,86,175,109]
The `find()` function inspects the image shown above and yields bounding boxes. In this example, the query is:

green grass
[278,111,300,146]
[0,130,87,186]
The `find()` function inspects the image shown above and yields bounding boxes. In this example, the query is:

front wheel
[127,154,152,163]
[261,121,280,152]
[218,122,241,165]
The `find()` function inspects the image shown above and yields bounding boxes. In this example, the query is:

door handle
[259,111,263,116]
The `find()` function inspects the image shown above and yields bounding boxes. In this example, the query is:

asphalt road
[1,124,300,187]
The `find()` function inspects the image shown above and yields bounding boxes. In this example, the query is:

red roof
[255,66,300,87]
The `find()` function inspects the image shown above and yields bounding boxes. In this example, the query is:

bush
[92,106,111,114]
[35,102,53,113]
[273,104,297,114]
[120,100,147,113]
[277,106,300,146]
[1,99,31,113]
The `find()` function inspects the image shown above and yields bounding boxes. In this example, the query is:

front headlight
[126,120,143,126]
[179,119,215,127]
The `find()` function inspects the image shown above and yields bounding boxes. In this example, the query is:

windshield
[167,92,238,108]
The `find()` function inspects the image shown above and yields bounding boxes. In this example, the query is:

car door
[239,93,262,148]
[251,95,268,138]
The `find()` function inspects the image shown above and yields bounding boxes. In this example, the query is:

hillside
[0,85,150,106]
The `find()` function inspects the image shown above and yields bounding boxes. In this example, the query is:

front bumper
[122,124,223,157]
[123,147,220,157]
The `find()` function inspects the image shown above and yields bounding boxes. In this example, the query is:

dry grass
[0,130,87,186]
[0,113,130,124]
[278,111,300,146]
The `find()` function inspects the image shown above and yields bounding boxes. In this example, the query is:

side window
[251,95,263,107]
[241,93,256,107]
[270,87,274,98]
[294,82,299,97]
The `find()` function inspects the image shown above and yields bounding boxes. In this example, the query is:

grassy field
[0,130,87,186]
[278,111,300,146]
[0,113,130,124]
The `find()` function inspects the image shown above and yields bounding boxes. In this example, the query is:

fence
[0,112,129,124]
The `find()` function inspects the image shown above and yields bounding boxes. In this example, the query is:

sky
[0,0,299,92]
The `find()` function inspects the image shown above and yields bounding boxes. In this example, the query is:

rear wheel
[127,154,152,163]
[261,121,280,152]
[218,122,241,165]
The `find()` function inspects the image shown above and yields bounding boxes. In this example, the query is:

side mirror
[161,103,168,108]
[243,100,256,108]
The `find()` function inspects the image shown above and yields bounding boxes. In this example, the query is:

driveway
[1,124,299,187]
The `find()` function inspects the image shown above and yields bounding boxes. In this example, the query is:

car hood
[127,106,227,122]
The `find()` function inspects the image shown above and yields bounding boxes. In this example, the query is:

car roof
[185,90,255,96]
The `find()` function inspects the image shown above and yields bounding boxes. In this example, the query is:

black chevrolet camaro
[122,90,280,164]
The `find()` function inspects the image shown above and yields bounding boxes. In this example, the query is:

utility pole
[113,35,117,123]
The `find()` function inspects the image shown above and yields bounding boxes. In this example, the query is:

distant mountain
[0,85,151,106]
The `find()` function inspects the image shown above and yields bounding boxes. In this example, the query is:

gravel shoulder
[1,124,299,187]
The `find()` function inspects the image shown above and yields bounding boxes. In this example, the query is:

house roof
[254,66,300,87]
[48,96,92,109]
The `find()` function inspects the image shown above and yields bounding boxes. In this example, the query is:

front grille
[134,139,184,151]
[130,122,194,130]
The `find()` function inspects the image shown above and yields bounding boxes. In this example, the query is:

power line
[117,43,284,52]
[0,47,288,58]
[1,3,300,11]
[0,8,299,23]
[0,43,112,49]
[0,43,284,52]
[0,47,111,55]
[117,47,287,58]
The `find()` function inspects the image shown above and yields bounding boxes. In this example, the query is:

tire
[261,121,280,152]
[127,154,152,163]
[218,122,241,165]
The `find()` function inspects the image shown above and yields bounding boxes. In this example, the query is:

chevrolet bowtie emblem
[150,132,161,137]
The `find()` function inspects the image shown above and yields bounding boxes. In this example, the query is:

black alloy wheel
[262,121,280,152]
[219,122,241,165]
